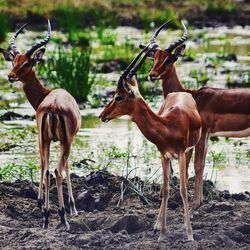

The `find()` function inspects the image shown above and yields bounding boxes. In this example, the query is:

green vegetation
[0,0,242,33]
[0,160,39,183]
[0,13,9,43]
[40,46,94,102]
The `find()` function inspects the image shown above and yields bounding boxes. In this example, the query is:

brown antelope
[139,21,250,213]
[99,46,202,241]
[0,21,81,230]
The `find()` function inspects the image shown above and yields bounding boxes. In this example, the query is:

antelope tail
[40,113,67,143]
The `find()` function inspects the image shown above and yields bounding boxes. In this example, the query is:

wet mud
[0,171,249,249]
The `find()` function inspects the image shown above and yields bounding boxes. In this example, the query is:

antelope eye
[115,95,124,102]
[23,62,30,67]
[164,56,172,65]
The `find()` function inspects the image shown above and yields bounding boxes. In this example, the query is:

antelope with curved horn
[139,20,250,213]
[0,21,81,230]
[99,46,202,241]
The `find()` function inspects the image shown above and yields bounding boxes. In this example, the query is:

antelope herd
[0,20,248,241]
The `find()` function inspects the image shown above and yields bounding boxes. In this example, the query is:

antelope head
[99,46,153,122]
[139,20,188,82]
[0,20,51,83]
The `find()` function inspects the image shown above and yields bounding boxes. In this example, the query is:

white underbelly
[211,127,250,137]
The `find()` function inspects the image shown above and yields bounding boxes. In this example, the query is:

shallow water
[0,107,250,193]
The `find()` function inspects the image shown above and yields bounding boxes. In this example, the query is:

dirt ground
[0,171,249,250]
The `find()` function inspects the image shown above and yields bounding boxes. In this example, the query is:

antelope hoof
[64,221,70,231]
[42,208,50,229]
[69,200,78,216]
[188,235,194,241]
[58,207,70,231]
[158,232,166,242]
[70,207,78,216]
[153,221,161,233]
[191,197,203,211]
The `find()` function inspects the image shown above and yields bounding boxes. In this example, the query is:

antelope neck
[130,98,169,146]
[21,70,50,110]
[162,66,184,98]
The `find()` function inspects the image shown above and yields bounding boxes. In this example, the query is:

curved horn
[150,20,171,48]
[127,47,154,81]
[9,23,29,55]
[25,20,51,57]
[166,20,188,53]
[121,44,150,78]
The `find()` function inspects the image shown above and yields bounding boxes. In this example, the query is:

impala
[0,21,81,230]
[99,46,202,241]
[139,21,250,213]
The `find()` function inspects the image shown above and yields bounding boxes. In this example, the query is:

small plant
[245,149,250,162]
[0,160,39,182]
[208,150,227,181]
[189,68,209,88]
[54,6,80,35]
[41,45,94,102]
[96,26,117,46]
[210,136,219,144]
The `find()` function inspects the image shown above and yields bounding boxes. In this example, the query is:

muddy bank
[0,171,249,249]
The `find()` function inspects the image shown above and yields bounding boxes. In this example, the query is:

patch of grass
[189,68,209,87]
[40,45,94,102]
[68,31,91,47]
[140,9,179,33]
[0,160,39,182]
[54,5,117,33]
[0,0,242,32]
[97,27,117,46]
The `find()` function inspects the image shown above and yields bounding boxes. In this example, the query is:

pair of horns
[118,45,153,90]
[120,20,188,86]
[9,20,51,57]
[151,20,188,53]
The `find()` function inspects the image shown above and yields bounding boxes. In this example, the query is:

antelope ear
[139,44,155,58]
[129,74,138,87]
[173,44,186,62]
[33,48,45,62]
[0,48,15,61]
[123,79,134,97]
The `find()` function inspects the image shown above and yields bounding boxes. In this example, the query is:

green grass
[40,45,94,102]
[0,0,242,34]
[0,160,39,183]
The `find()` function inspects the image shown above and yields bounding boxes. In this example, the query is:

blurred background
[0,0,249,193]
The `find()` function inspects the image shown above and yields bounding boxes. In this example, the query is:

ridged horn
[25,20,51,57]
[9,23,29,55]
[126,47,154,81]
[150,20,171,48]
[165,20,188,53]
[121,44,150,79]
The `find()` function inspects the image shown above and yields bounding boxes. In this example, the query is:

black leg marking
[43,208,50,229]
[58,207,70,230]
[37,198,43,209]
[58,207,66,224]
[46,169,50,178]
